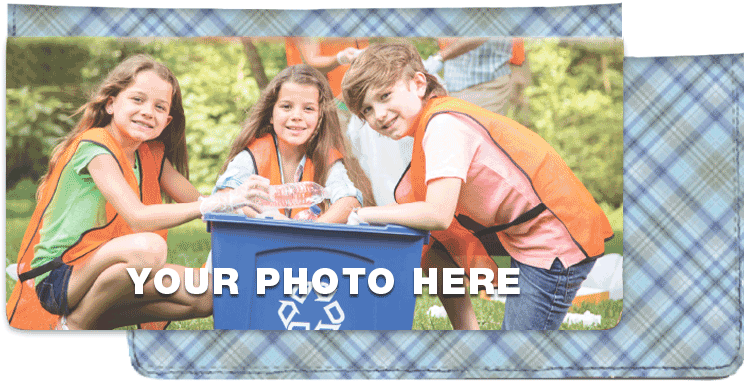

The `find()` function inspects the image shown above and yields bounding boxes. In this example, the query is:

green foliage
[6,38,89,88]
[253,40,288,77]
[5,87,76,188]
[563,299,623,330]
[522,39,623,207]
[6,37,623,204]
[139,39,269,194]
[5,38,275,194]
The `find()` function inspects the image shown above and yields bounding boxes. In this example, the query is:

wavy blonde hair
[341,43,447,119]
[37,54,187,201]
[222,64,375,206]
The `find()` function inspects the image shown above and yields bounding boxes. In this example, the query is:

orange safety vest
[285,37,368,98]
[395,97,613,282]
[6,128,169,330]
[246,133,343,217]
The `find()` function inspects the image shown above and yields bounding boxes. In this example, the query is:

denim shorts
[35,263,73,316]
[501,257,596,330]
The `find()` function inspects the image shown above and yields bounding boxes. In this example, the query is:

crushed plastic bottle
[562,310,602,327]
[426,305,447,318]
[293,205,322,221]
[257,181,331,209]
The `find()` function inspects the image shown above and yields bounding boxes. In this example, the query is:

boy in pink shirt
[341,43,613,330]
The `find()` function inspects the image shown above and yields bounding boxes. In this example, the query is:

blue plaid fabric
[8,3,744,379]
[443,38,514,93]
[7,4,622,37]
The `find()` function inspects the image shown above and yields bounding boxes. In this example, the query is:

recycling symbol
[277,281,345,330]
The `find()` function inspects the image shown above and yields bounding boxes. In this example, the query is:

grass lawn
[6,182,623,331]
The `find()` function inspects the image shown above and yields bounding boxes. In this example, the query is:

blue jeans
[501,257,595,330]
[35,263,73,316]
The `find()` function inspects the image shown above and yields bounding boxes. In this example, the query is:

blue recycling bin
[205,213,430,330]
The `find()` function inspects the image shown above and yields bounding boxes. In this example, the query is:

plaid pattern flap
[7,4,622,37]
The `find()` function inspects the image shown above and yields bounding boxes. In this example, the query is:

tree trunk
[241,38,269,89]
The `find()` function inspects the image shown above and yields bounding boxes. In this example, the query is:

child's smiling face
[271,81,320,151]
[106,70,173,146]
[360,73,427,140]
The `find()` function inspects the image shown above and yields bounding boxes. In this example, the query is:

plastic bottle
[260,181,330,209]
[293,205,322,221]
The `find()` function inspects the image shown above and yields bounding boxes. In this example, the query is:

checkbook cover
[6,2,744,379]
[6,10,623,331]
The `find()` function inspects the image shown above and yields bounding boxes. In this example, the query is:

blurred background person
[424,37,529,117]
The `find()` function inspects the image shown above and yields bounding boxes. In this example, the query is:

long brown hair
[222,64,375,206]
[37,54,188,201]
[341,42,447,119]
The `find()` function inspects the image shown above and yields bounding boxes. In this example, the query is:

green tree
[522,39,623,207]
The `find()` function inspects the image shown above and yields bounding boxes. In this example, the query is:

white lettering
[284,268,307,295]
[154,268,180,295]
[469,268,494,294]
[257,268,279,294]
[185,267,209,294]
[126,267,151,295]
[213,268,238,295]
[443,268,465,295]
[414,268,438,294]
[291,282,311,303]
[312,268,338,295]
[368,268,394,294]
[497,268,520,295]
[342,268,366,295]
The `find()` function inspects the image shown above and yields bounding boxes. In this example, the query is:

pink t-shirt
[422,113,586,270]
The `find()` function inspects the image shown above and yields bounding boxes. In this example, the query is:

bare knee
[88,263,134,294]
[192,295,213,318]
[189,271,213,318]
[126,233,168,270]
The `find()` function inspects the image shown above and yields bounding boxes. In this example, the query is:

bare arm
[356,177,461,231]
[214,186,279,219]
[160,158,201,203]
[317,196,360,224]
[437,38,489,61]
[217,189,359,223]
[296,39,340,74]
[91,156,270,232]
[89,154,202,232]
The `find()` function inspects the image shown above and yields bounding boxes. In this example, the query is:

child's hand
[422,53,444,75]
[256,208,290,221]
[336,47,363,65]
[238,206,289,220]
[346,208,366,225]
[199,175,271,216]
[236,175,272,207]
